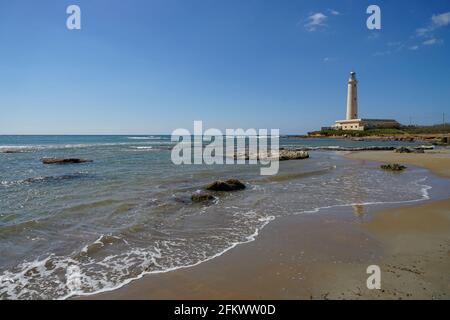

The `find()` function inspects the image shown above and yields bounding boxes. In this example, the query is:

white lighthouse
[346,72,358,120]
[332,71,399,131]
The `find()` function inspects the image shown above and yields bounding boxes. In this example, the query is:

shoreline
[83,149,450,300]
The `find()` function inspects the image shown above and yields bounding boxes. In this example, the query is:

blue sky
[0,0,449,134]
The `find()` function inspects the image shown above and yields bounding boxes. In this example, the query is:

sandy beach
[85,150,450,300]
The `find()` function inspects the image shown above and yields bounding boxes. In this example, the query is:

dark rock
[173,195,192,204]
[234,146,402,159]
[396,146,431,154]
[395,147,412,154]
[381,164,407,172]
[414,145,434,151]
[2,150,22,154]
[206,179,246,192]
[297,146,396,152]
[279,150,310,161]
[41,158,93,165]
[23,173,91,184]
[191,192,215,202]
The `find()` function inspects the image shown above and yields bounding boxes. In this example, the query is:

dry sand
[86,150,450,300]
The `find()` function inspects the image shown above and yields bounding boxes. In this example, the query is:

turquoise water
[0,135,442,299]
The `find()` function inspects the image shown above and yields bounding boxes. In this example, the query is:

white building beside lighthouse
[333,72,399,131]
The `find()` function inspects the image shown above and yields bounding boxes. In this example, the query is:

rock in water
[279,150,310,161]
[395,146,430,154]
[415,145,434,151]
[191,192,215,202]
[3,150,22,154]
[381,164,407,172]
[41,158,93,165]
[395,147,412,154]
[206,179,246,192]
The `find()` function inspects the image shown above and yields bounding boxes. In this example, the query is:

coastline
[84,149,450,300]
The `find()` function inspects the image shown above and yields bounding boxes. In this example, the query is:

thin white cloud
[385,41,405,53]
[304,12,327,31]
[432,12,450,27]
[328,9,340,16]
[399,12,449,52]
[367,32,380,40]
[387,41,404,48]
[423,38,443,46]
[416,12,450,36]
[373,50,391,57]
[416,28,429,37]
[323,57,337,63]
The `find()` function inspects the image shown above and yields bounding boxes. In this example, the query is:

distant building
[332,72,399,131]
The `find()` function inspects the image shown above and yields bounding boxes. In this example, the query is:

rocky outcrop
[234,150,310,161]
[191,192,215,202]
[232,146,435,160]
[394,147,412,153]
[395,147,430,154]
[279,150,309,161]
[206,179,246,192]
[41,158,93,165]
[381,164,407,171]
[286,146,398,152]
[414,145,434,150]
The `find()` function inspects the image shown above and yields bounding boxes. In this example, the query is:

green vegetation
[318,128,406,137]
[400,124,450,134]
[314,124,450,137]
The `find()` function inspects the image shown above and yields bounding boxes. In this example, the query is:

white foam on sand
[0,162,436,300]
[0,214,276,300]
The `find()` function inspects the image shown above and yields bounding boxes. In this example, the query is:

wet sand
[347,149,450,178]
[86,150,450,300]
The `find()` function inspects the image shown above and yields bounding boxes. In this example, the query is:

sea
[0,135,448,299]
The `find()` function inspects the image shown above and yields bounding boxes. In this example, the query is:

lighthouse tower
[346,71,358,120]
[332,71,399,131]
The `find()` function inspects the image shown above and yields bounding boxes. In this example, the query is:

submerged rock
[381,164,407,172]
[279,150,310,161]
[2,150,22,154]
[191,192,215,202]
[41,158,93,165]
[206,179,246,192]
[23,173,91,184]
